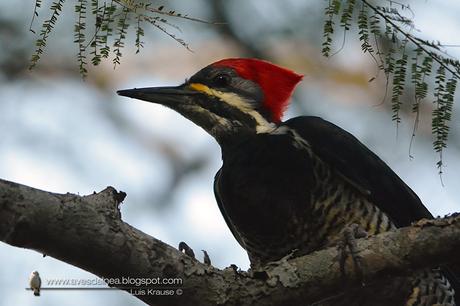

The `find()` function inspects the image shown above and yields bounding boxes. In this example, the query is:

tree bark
[1,178,459,305]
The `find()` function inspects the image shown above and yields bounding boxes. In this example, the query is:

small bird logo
[29,271,41,296]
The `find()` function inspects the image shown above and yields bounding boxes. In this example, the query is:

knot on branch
[83,186,126,219]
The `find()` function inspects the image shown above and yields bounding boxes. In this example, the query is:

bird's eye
[213,74,231,87]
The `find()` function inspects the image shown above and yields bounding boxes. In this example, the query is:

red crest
[212,58,303,123]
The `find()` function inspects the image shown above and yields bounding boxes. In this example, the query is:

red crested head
[118,58,304,140]
[212,58,303,123]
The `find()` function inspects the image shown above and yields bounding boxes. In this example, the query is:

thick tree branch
[0,178,459,305]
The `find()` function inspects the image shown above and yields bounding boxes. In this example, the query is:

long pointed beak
[117,84,226,138]
[117,85,200,106]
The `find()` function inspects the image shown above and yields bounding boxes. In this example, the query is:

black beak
[117,85,200,106]
[117,84,224,137]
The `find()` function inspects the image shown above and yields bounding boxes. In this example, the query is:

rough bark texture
[0,178,459,305]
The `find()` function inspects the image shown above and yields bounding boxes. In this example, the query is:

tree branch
[1,178,459,305]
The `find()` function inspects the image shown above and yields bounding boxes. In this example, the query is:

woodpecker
[118,58,457,305]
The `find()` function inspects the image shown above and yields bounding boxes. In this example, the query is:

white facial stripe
[182,104,233,136]
[189,83,276,134]
[215,91,276,133]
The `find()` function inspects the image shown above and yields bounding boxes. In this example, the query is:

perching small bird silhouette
[29,271,41,296]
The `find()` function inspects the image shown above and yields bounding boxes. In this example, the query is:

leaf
[391,50,408,124]
[74,0,88,78]
[432,66,457,174]
[113,6,130,68]
[321,0,341,57]
[100,1,116,58]
[29,0,66,70]
[135,14,145,54]
[340,0,356,31]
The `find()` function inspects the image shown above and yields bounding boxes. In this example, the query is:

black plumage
[118,58,457,305]
[214,116,457,305]
[214,116,433,264]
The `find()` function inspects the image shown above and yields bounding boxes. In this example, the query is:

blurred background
[1,0,460,305]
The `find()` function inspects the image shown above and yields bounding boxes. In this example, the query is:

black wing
[284,116,433,227]
[285,116,460,304]
[213,169,247,250]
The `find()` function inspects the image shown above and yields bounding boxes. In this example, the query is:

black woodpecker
[118,58,457,305]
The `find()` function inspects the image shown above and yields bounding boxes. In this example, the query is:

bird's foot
[222,264,249,279]
[248,258,268,280]
[265,249,298,268]
[336,223,367,285]
[178,242,213,266]
[178,241,195,259]
[224,263,242,274]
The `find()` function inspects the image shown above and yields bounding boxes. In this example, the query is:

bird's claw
[336,223,367,285]
[178,243,213,266]
[265,249,298,268]
[178,241,195,259]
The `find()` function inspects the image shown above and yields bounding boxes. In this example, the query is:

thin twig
[362,0,460,79]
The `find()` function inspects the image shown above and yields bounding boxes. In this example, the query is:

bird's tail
[33,288,40,296]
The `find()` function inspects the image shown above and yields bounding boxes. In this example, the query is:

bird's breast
[217,133,397,264]
[218,134,315,257]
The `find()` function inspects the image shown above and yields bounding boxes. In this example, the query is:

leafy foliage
[322,0,341,57]
[75,0,88,76]
[30,0,66,70]
[391,44,408,124]
[340,0,356,31]
[89,0,105,65]
[321,0,460,174]
[134,13,145,54]
[357,6,374,57]
[113,6,130,68]
[27,1,460,173]
[29,0,209,77]
[432,68,457,174]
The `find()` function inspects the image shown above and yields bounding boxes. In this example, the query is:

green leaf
[340,0,356,30]
[321,0,341,57]
[391,50,408,124]
[113,6,130,68]
[74,0,88,78]
[29,0,66,70]
[135,14,145,54]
